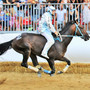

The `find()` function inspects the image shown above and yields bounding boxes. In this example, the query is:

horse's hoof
[57,71,63,74]
[50,73,54,76]
[37,71,41,77]
[21,63,28,68]
[49,71,55,76]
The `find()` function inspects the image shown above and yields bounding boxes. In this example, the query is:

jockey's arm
[46,15,58,36]
[46,15,58,35]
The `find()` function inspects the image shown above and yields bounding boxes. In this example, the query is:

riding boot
[41,47,49,58]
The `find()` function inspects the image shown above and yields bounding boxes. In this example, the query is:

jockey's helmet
[47,6,56,14]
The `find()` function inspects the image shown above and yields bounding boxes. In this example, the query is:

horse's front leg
[43,58,55,76]
[57,57,71,74]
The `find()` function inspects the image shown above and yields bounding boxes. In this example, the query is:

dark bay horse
[0,21,89,75]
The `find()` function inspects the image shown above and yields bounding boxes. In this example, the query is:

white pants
[41,30,55,54]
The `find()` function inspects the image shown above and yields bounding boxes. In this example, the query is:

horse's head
[60,21,89,41]
[73,23,89,41]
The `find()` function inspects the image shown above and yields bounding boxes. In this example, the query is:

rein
[59,23,84,38]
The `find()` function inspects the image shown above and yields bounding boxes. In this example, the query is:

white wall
[0,33,90,63]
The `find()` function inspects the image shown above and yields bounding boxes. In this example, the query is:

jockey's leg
[41,31,55,58]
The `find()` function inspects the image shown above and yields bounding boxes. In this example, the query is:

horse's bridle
[59,23,84,38]
[74,23,84,37]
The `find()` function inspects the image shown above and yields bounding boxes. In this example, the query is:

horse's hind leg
[21,49,31,68]
[30,53,42,69]
[30,53,39,67]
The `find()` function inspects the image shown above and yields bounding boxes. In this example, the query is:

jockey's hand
[55,31,58,36]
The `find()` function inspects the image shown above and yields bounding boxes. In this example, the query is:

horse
[0,21,89,75]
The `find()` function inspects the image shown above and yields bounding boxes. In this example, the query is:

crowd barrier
[0,3,90,33]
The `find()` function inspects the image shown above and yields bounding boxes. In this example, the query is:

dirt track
[0,62,90,90]
[0,72,90,90]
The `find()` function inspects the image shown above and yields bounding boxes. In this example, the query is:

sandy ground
[0,72,90,90]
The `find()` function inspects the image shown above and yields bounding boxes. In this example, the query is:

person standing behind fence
[0,0,3,8]
[67,4,79,22]
[3,0,15,10]
[3,0,6,4]
[16,0,27,31]
[3,8,10,31]
[82,0,90,31]
[70,0,78,10]
[6,0,16,4]
[27,0,38,31]
[49,0,61,3]
[3,0,7,11]
[6,0,16,9]
[55,4,67,31]
[0,6,5,31]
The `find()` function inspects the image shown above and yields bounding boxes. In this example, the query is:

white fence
[0,3,90,33]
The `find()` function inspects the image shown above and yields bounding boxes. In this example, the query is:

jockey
[39,6,58,58]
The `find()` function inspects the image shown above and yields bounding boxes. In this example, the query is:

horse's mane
[60,21,75,35]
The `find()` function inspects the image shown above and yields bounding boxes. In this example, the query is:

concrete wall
[0,33,90,63]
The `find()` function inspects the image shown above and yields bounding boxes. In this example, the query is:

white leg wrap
[63,65,69,72]
[28,65,39,72]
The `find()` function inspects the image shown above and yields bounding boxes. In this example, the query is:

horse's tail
[0,39,13,55]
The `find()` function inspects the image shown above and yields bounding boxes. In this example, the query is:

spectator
[67,4,79,21]
[3,8,10,31]
[3,0,7,4]
[0,6,5,31]
[78,0,84,3]
[46,1,51,11]
[30,0,46,30]
[60,0,68,9]
[49,0,61,3]
[15,0,27,31]
[9,9,16,31]
[27,0,38,30]
[6,0,16,4]
[78,0,84,12]
[0,0,3,8]
[70,0,78,10]
[27,0,37,4]
[6,0,16,22]
[3,0,7,10]
[3,0,15,11]
[77,0,84,24]
[6,0,16,8]
[55,4,67,30]
[82,0,90,31]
